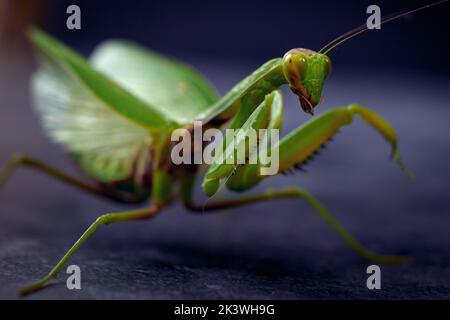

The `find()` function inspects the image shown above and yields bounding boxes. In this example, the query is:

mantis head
[282,48,332,115]
[281,1,449,115]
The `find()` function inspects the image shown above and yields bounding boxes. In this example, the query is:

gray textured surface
[0,55,449,299]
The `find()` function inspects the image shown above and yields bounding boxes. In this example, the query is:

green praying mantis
[0,1,446,295]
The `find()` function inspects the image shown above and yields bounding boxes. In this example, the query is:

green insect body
[0,21,421,295]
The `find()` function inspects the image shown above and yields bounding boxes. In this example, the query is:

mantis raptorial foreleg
[0,153,146,203]
[202,90,284,196]
[181,173,410,265]
[18,205,160,295]
[225,103,413,191]
[276,104,413,177]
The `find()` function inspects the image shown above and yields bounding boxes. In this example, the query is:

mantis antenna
[318,0,448,55]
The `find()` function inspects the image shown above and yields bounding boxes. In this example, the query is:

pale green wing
[30,29,221,183]
[89,40,220,124]
[32,49,152,182]
[30,28,176,130]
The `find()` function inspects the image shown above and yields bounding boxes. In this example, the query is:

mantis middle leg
[181,173,410,265]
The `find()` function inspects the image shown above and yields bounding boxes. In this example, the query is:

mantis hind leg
[18,205,160,295]
[0,153,146,203]
[181,174,410,265]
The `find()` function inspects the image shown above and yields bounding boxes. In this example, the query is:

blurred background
[0,0,449,299]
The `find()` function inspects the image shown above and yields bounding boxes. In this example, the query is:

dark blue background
[47,0,450,72]
[0,0,449,299]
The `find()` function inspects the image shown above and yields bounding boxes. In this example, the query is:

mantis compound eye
[282,49,309,86]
